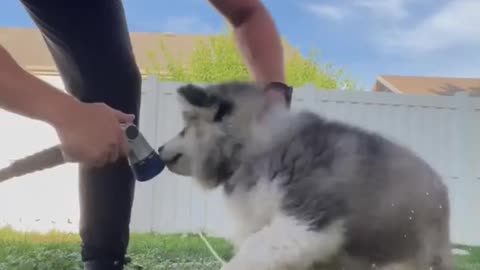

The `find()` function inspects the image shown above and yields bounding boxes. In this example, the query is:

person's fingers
[108,143,119,163]
[112,109,135,123]
[119,131,130,158]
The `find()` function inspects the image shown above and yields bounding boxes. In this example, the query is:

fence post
[454,91,475,181]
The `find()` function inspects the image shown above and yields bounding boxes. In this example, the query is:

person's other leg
[19,1,141,268]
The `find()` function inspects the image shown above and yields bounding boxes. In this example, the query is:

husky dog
[157,82,453,270]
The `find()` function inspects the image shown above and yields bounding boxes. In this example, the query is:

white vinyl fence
[0,75,478,247]
[130,76,480,246]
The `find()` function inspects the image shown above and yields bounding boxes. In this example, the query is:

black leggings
[19,0,141,263]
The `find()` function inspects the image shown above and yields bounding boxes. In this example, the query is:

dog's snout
[157,145,183,165]
[167,153,182,165]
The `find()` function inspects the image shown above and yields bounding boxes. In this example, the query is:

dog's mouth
[165,153,182,165]
[215,160,236,184]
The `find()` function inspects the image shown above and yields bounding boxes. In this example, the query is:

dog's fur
[158,82,454,270]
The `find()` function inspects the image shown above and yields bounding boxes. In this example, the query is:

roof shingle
[374,75,480,96]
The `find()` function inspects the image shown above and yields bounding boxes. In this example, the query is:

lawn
[0,226,479,270]
[0,226,233,270]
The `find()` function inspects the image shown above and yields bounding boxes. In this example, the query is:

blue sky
[1,0,478,89]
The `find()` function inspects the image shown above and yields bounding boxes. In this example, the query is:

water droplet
[371,263,377,268]
[404,234,407,238]
[410,209,415,213]
[439,204,443,209]
[409,216,413,220]
[426,192,430,196]
[391,202,395,207]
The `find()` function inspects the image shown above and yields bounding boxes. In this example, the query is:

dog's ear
[177,84,234,122]
[177,84,217,108]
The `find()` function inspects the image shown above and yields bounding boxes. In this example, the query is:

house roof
[374,75,480,96]
[0,27,301,77]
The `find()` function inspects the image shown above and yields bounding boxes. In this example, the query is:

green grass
[453,244,480,270]
[0,226,233,270]
[0,226,479,270]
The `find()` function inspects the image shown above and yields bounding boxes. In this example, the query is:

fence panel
[130,78,480,246]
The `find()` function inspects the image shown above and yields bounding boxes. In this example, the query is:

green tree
[146,30,359,91]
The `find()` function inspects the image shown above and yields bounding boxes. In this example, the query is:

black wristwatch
[264,82,293,107]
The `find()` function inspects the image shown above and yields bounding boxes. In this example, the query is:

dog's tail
[0,145,65,183]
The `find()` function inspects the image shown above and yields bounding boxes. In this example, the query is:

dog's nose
[157,146,164,154]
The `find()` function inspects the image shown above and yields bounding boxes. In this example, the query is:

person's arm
[208,0,291,106]
[0,45,133,166]
[0,45,80,127]
[209,0,285,84]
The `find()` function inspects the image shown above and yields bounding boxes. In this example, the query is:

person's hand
[52,101,135,167]
[263,82,292,108]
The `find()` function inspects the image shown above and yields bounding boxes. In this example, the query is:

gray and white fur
[158,82,453,270]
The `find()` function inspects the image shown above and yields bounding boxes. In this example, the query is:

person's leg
[19,1,141,268]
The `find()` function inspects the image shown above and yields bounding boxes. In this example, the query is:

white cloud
[305,0,410,21]
[352,0,409,20]
[304,4,347,21]
[381,0,480,53]
[304,0,479,54]
[301,0,477,80]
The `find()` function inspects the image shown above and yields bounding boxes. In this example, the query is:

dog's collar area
[264,81,293,107]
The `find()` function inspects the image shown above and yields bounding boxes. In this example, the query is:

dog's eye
[213,100,234,122]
